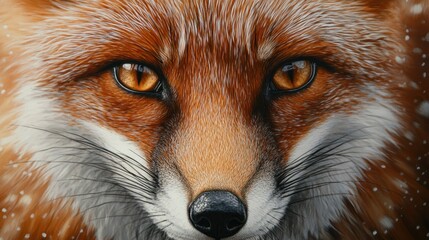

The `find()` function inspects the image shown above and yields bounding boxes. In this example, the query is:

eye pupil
[136,66,143,85]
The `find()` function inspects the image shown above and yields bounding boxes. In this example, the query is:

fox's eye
[270,60,317,93]
[113,63,162,94]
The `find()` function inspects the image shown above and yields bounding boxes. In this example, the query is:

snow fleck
[380,216,393,229]
[425,33,429,42]
[404,131,414,141]
[394,179,408,189]
[19,191,24,195]
[409,81,419,89]
[42,233,47,238]
[417,225,421,230]
[424,72,427,78]
[19,195,32,205]
[423,202,427,206]
[2,215,6,219]
[405,35,410,41]
[8,51,13,55]
[417,101,429,118]
[30,213,35,218]
[1,208,6,213]
[24,234,30,239]
[410,4,423,14]
[413,48,423,54]
[373,230,378,236]
[11,213,15,217]
[16,226,21,231]
[381,165,386,169]
[395,56,406,64]
[2,25,7,30]
[373,187,378,192]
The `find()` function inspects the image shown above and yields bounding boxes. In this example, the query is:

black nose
[189,190,247,239]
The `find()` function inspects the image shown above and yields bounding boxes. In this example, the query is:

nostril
[226,218,243,231]
[189,190,247,239]
[196,217,211,230]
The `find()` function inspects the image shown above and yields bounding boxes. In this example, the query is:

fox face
[0,0,428,239]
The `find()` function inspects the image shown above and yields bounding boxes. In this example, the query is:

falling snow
[380,216,394,229]
[0,2,428,240]
[395,56,406,64]
[410,4,423,14]
[417,101,429,118]
[413,48,423,54]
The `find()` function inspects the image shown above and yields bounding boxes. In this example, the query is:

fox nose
[189,190,247,239]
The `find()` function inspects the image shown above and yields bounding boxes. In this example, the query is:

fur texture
[0,0,428,239]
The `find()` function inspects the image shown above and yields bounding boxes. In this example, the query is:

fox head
[2,0,428,239]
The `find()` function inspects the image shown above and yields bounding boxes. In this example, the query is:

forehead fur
[26,0,401,83]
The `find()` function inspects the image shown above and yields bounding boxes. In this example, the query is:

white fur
[10,83,157,240]
[229,175,283,240]
[273,89,400,239]
[148,173,210,240]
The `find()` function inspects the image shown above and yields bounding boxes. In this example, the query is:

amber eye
[113,63,162,94]
[271,60,317,93]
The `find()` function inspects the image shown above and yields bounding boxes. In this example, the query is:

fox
[0,0,429,239]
